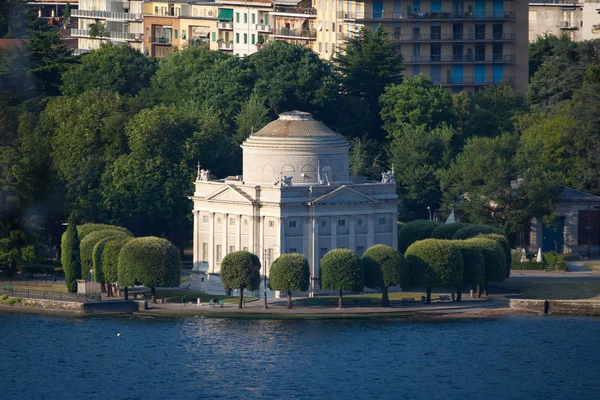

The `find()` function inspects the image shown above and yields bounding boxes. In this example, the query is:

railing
[402,54,515,63]
[272,28,317,38]
[71,29,140,41]
[339,11,515,21]
[217,41,233,50]
[392,33,516,41]
[435,76,515,85]
[188,39,209,47]
[151,36,172,44]
[217,21,233,30]
[0,288,101,303]
[72,10,142,21]
[73,48,91,56]
[273,6,317,15]
[256,24,272,33]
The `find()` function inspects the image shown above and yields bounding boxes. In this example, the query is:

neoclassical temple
[190,111,398,295]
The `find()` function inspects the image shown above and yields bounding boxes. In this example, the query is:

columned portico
[208,212,215,273]
[331,216,338,249]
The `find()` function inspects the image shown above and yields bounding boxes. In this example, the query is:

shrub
[60,217,81,292]
[0,294,8,301]
[220,251,261,309]
[453,241,485,298]
[77,223,133,241]
[478,233,511,277]
[466,237,506,290]
[321,248,364,308]
[101,236,133,288]
[362,244,405,306]
[118,237,181,302]
[543,252,567,271]
[80,229,131,280]
[17,265,56,275]
[453,224,506,240]
[397,220,441,253]
[431,223,466,240]
[269,253,310,309]
[404,239,464,303]
[7,298,17,306]
[511,261,545,270]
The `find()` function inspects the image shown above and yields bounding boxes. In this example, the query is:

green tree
[26,28,74,97]
[453,240,485,300]
[320,248,364,308]
[528,33,578,78]
[268,253,310,309]
[117,237,181,303]
[220,251,261,309]
[234,91,270,144]
[404,239,464,304]
[397,220,440,254]
[362,244,405,306]
[452,224,506,240]
[97,236,132,296]
[467,237,506,295]
[431,223,466,240]
[348,136,384,181]
[381,75,456,133]
[62,43,157,96]
[79,228,130,281]
[77,223,132,241]
[60,217,80,292]
[88,21,108,38]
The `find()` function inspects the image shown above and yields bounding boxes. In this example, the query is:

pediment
[311,186,377,205]
[206,185,254,204]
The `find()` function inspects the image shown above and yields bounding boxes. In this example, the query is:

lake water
[1,313,599,400]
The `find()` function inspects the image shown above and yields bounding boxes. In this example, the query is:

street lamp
[254,244,280,309]
[427,206,432,221]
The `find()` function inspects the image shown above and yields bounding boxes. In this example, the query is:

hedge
[466,237,506,284]
[80,229,131,280]
[321,248,364,308]
[60,218,81,292]
[543,252,567,271]
[453,241,485,286]
[397,220,441,253]
[17,264,56,275]
[404,239,464,293]
[511,261,545,270]
[100,236,133,285]
[268,253,310,309]
[431,223,466,240]
[452,224,506,240]
[478,233,511,277]
[77,223,133,241]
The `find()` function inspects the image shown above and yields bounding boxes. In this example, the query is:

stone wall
[496,298,600,316]
[1,298,138,314]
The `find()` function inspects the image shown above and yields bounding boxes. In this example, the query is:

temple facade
[189,111,398,296]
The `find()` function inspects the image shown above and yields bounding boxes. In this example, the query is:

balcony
[439,76,516,86]
[217,21,233,30]
[256,24,272,33]
[217,41,233,51]
[71,10,142,22]
[557,20,579,30]
[272,28,317,40]
[392,33,516,42]
[339,11,515,22]
[151,36,172,45]
[271,7,317,18]
[71,29,141,41]
[402,54,515,63]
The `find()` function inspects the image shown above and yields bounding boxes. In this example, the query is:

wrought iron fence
[0,288,100,303]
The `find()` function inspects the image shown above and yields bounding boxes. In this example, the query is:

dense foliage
[60,218,80,292]
[99,236,133,288]
[453,240,485,289]
[362,244,405,306]
[397,220,441,253]
[220,251,261,308]
[404,239,464,303]
[80,228,130,280]
[320,248,364,308]
[77,223,133,241]
[431,223,466,240]
[466,238,507,291]
[268,253,310,309]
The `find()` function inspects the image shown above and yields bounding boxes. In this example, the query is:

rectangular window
[475,43,485,61]
[325,43,329,53]
[431,0,441,13]
[492,64,503,83]
[430,25,441,40]
[244,33,247,44]
[378,217,386,225]
[453,44,464,61]
[492,23,503,40]
[154,6,158,13]
[252,14,255,24]
[252,34,255,44]
[320,247,328,259]
[289,221,297,229]
[229,246,235,254]
[203,215,209,223]
[244,13,247,23]
[338,219,346,227]
[236,12,240,23]
[181,30,186,40]
[146,27,149,37]
[236,33,239,43]
[356,246,364,255]
[290,248,297,253]
[174,29,178,39]
[412,43,420,56]
[319,42,322,52]
[493,43,503,61]
[474,65,486,83]
[212,32,216,42]
[475,24,485,40]
[202,243,208,261]
[431,44,441,62]
[216,245,222,262]
[243,247,248,251]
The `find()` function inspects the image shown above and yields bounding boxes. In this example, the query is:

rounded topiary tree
[467,237,507,296]
[118,237,181,303]
[320,248,364,308]
[268,253,310,309]
[99,236,133,297]
[397,220,441,253]
[431,223,466,240]
[362,244,405,307]
[220,251,261,309]
[77,223,132,241]
[478,233,511,278]
[453,240,485,301]
[80,228,131,281]
[60,217,81,292]
[404,239,464,304]
[452,224,505,240]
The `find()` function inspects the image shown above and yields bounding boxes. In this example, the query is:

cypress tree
[61,217,81,292]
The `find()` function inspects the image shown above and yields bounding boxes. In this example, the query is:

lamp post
[427,206,432,221]
[254,244,280,309]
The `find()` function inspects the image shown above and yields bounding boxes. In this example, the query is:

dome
[241,111,350,186]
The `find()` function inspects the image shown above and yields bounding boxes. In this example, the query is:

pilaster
[331,216,338,249]
[236,214,242,252]
[349,215,356,252]
[392,212,398,249]
[223,213,229,257]
[367,215,375,248]
[208,212,215,273]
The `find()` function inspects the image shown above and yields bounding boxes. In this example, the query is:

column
[250,216,256,255]
[192,211,199,267]
[223,213,229,257]
[331,216,338,249]
[236,214,242,251]
[367,215,374,248]
[259,215,265,266]
[392,212,398,249]
[311,217,320,296]
[208,212,215,273]
[303,217,310,257]
[278,217,285,253]
[349,215,356,253]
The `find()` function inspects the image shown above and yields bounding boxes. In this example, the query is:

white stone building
[189,111,398,296]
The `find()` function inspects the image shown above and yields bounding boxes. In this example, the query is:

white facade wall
[582,1,600,40]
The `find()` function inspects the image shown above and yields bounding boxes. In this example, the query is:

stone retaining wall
[495,298,600,316]
[1,298,138,314]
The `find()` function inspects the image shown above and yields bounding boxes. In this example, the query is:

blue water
[1,314,599,399]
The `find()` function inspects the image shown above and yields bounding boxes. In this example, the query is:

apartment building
[270,0,317,49]
[214,1,273,57]
[28,0,78,21]
[528,1,600,42]
[71,0,144,55]
[314,0,529,93]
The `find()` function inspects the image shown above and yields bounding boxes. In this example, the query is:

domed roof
[252,111,340,138]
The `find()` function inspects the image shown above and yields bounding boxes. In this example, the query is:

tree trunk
[469,285,473,298]
[238,288,244,309]
[476,284,482,298]
[381,287,390,307]
[101,283,107,294]
[151,286,156,304]
[426,287,432,304]
[124,287,128,300]
[456,287,462,302]
[483,283,488,297]
[287,291,293,309]
[338,290,343,308]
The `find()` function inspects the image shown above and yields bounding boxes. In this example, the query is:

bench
[438,295,451,302]
[353,299,373,307]
[401,297,417,305]
[2,284,14,291]
[209,299,225,308]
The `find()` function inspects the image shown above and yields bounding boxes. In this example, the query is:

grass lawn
[13,284,68,292]
[294,291,442,306]
[493,279,600,300]
[583,262,600,272]
[153,288,250,304]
